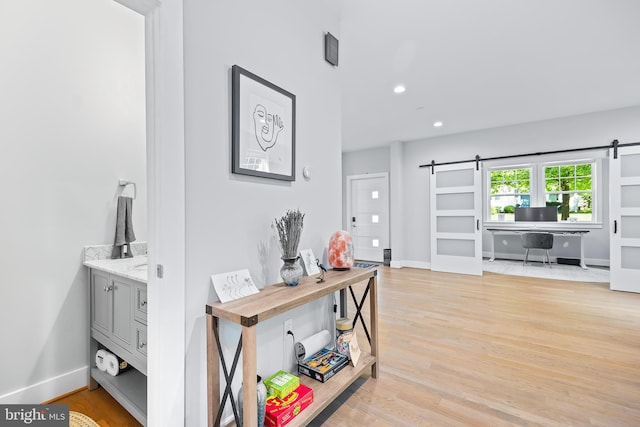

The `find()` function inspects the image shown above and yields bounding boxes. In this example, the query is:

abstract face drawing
[253,104,284,151]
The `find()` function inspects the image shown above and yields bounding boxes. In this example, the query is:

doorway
[113,0,186,425]
[346,173,390,263]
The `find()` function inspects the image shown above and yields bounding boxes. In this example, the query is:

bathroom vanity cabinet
[85,256,148,426]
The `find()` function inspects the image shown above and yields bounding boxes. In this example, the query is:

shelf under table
[91,367,147,426]
[288,352,375,427]
[206,267,379,427]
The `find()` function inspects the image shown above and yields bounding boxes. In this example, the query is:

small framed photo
[300,249,321,276]
[232,65,296,181]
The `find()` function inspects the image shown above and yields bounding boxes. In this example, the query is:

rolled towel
[95,349,107,372]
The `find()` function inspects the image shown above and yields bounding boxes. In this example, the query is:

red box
[264,384,314,427]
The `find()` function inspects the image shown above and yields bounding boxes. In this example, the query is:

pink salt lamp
[328,230,354,270]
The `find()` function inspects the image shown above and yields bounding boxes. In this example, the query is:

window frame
[484,157,601,226]
[487,164,535,221]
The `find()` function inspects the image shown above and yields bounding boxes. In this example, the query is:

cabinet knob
[140,342,146,348]
[141,300,147,307]
[103,286,113,292]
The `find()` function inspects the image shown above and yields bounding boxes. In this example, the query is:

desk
[486,227,590,269]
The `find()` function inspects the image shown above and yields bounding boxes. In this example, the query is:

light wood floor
[311,267,640,426]
[50,267,640,426]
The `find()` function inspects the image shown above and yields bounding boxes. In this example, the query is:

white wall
[183,1,341,424]
[0,0,146,403]
[343,106,640,267]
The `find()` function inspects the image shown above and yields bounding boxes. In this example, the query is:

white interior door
[610,145,640,293]
[430,162,482,275]
[347,173,389,262]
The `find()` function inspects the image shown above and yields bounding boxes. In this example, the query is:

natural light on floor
[483,258,609,283]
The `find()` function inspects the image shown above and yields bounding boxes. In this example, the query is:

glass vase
[237,375,267,427]
[280,256,303,286]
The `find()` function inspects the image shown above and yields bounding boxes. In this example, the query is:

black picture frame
[232,65,296,181]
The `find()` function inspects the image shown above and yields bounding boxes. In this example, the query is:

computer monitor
[514,206,558,222]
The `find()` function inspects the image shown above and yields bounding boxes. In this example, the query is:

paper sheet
[211,269,259,303]
[300,248,321,275]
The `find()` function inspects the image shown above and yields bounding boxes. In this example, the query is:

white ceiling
[334,0,640,152]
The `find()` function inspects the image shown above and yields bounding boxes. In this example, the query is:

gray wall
[0,0,146,402]
[344,106,640,267]
[183,1,341,424]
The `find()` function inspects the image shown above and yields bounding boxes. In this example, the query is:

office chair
[521,232,554,267]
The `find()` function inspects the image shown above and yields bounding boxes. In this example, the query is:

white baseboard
[390,260,430,270]
[0,366,88,404]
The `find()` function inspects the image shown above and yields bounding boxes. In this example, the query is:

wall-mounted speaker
[325,32,339,66]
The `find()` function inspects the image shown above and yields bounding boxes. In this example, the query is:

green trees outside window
[544,163,592,221]
[489,168,531,220]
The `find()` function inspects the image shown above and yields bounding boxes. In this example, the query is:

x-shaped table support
[212,323,243,426]
[348,284,371,344]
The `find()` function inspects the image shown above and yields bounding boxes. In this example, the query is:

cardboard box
[263,370,300,399]
[264,384,314,427]
[297,348,349,383]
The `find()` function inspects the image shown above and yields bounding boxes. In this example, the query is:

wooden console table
[205,267,379,427]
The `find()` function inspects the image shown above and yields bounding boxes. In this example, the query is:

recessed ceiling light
[433,121,443,127]
[393,85,406,94]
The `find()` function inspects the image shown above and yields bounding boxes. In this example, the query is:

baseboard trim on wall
[390,260,431,270]
[0,366,88,404]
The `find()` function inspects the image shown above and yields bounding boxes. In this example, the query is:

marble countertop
[84,256,148,283]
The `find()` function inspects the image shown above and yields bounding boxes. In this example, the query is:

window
[487,160,597,223]
[489,168,531,221]
[544,163,593,222]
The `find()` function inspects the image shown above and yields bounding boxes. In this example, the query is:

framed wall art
[232,65,296,181]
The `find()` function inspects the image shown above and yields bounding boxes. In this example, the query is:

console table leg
[206,316,220,427]
[369,275,379,379]
[242,325,258,427]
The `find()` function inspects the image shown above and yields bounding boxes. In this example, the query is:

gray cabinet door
[111,276,133,350]
[91,270,111,337]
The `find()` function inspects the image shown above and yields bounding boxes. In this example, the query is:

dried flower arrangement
[273,209,305,259]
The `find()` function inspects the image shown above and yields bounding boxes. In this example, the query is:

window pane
[545,166,559,179]
[516,169,530,180]
[490,195,530,220]
[560,165,575,177]
[576,164,592,177]
[490,170,503,182]
[503,180,516,192]
[543,162,594,222]
[561,178,575,191]
[545,193,592,221]
[576,177,591,190]
[490,167,531,195]
[575,193,592,215]
[546,179,559,192]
